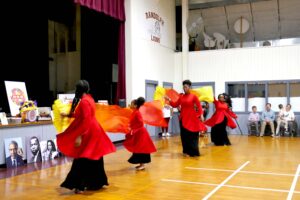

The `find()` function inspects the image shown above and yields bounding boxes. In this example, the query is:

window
[268,83,287,112]
[248,83,265,112]
[290,82,300,112]
[226,80,300,113]
[163,82,173,89]
[228,84,245,112]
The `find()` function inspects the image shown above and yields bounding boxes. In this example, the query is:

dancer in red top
[166,80,206,157]
[58,80,116,194]
[205,93,237,146]
[123,97,156,170]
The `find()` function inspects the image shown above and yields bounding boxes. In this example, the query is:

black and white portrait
[4,137,25,168]
[26,136,42,164]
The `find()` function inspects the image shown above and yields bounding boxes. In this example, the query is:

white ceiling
[187,0,300,43]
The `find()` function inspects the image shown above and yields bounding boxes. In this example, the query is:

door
[145,80,158,136]
[162,82,180,134]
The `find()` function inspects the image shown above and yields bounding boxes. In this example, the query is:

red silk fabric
[57,94,116,160]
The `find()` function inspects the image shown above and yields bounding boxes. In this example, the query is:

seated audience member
[275,104,285,136]
[282,104,296,136]
[260,103,275,137]
[247,106,260,136]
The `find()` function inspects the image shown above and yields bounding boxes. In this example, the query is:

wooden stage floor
[0,134,299,200]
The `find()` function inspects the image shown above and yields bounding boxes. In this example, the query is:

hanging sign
[145,11,165,43]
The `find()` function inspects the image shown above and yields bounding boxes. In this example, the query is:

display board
[4,81,28,116]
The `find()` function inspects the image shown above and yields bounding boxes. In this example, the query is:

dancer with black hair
[123,97,157,170]
[165,80,206,157]
[205,93,237,146]
[57,80,116,194]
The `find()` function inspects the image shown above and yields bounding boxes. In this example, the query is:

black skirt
[210,117,231,146]
[60,157,108,191]
[128,153,151,164]
[180,123,200,157]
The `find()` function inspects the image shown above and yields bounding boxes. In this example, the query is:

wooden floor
[1,134,300,200]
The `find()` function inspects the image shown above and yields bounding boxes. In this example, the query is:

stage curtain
[74,0,125,21]
[74,0,126,102]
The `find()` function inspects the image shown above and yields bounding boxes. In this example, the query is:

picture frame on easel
[4,81,28,116]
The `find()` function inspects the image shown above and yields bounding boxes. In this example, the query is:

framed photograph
[26,136,42,164]
[4,81,28,116]
[4,137,25,168]
[41,139,59,161]
[0,112,8,125]
[57,94,75,104]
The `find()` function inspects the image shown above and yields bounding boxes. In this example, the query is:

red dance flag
[95,104,133,134]
[165,89,180,103]
[140,100,167,127]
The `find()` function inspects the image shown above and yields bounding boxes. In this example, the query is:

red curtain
[74,0,126,102]
[74,0,125,21]
[116,22,126,103]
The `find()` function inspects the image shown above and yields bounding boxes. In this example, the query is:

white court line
[202,161,250,200]
[287,164,300,200]
[162,179,217,186]
[186,167,300,177]
[161,179,300,194]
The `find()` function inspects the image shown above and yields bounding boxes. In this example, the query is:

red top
[204,98,237,128]
[57,94,116,160]
[170,93,207,132]
[123,109,157,153]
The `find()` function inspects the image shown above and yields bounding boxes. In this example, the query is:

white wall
[126,1,300,101]
[125,0,176,102]
[174,52,183,91]
[174,45,300,95]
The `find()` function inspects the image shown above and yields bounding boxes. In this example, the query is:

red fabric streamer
[165,89,180,104]
[95,104,132,134]
[139,100,167,127]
